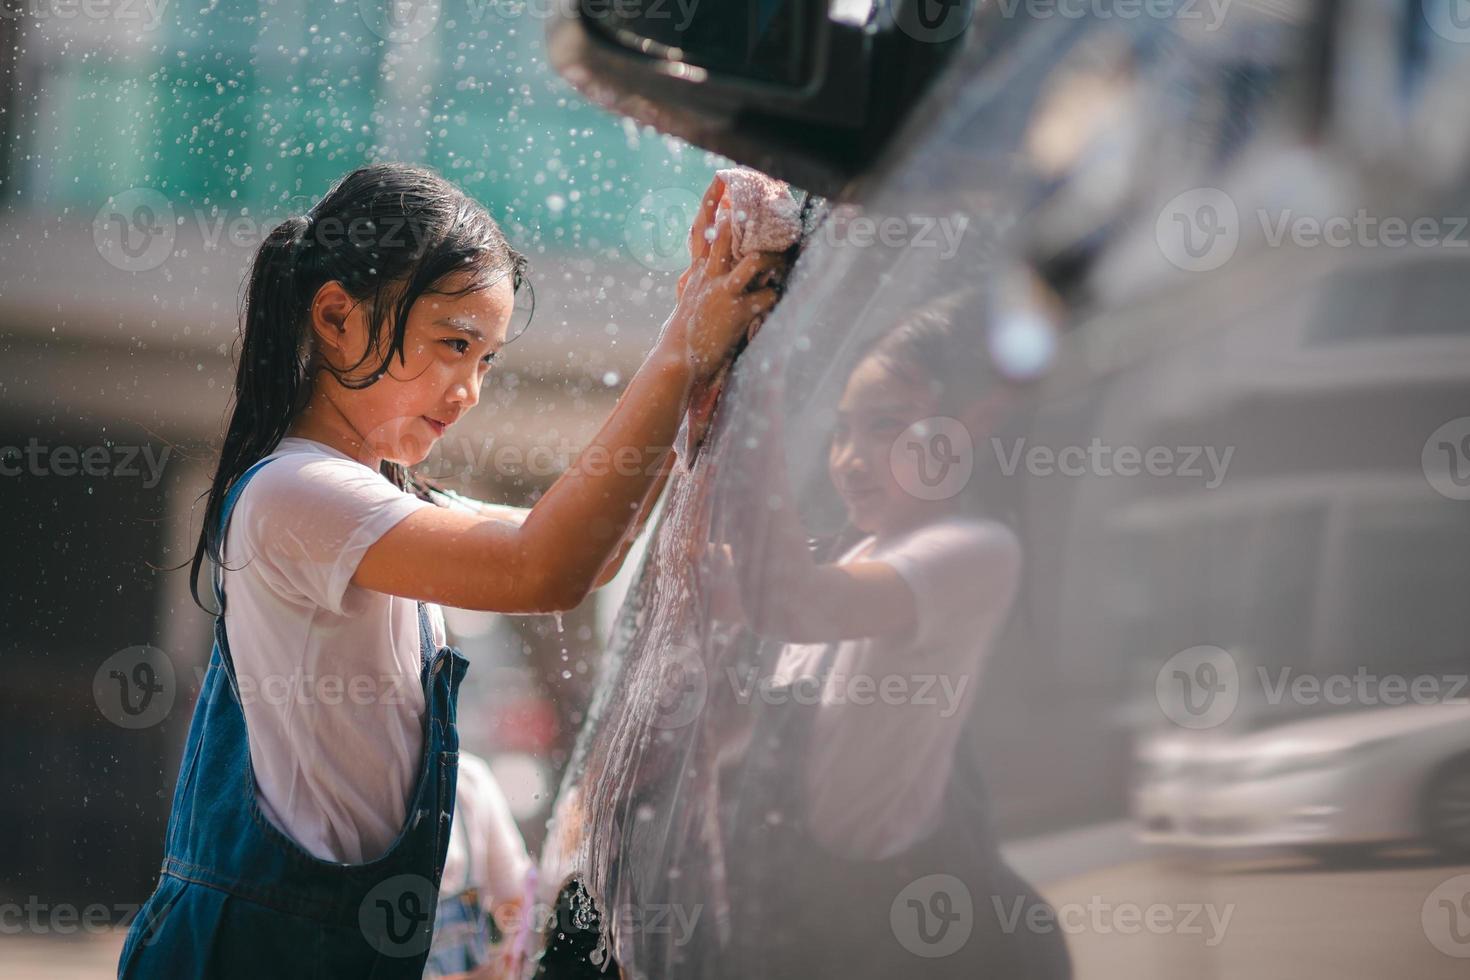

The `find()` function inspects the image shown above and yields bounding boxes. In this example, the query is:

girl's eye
[443,338,498,368]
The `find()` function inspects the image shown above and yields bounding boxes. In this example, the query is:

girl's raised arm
[353,194,784,614]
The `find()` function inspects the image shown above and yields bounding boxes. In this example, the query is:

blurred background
[0,1,723,972]
[11,1,1470,977]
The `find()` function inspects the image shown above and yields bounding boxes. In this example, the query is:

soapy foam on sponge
[716,167,803,258]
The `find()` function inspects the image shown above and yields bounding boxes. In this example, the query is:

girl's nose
[831,439,866,476]
[451,378,478,409]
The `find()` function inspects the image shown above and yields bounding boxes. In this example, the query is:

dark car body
[536,3,1470,977]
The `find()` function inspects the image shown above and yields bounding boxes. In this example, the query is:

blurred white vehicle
[1133,702,1470,862]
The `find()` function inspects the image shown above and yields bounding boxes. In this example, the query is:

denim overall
[118,455,471,978]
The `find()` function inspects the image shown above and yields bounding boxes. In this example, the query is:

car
[530,2,1470,978]
[1134,702,1470,863]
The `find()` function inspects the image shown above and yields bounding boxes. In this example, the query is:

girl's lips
[422,416,447,437]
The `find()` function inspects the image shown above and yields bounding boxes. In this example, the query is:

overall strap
[212,455,284,613]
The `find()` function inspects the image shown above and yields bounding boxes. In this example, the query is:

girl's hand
[676,174,723,300]
[700,540,746,627]
[661,182,785,384]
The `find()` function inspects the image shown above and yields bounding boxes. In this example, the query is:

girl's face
[312,270,515,468]
[828,353,951,538]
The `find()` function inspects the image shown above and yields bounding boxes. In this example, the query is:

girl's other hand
[700,540,745,627]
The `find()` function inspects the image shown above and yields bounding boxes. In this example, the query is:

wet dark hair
[861,289,997,415]
[185,162,530,613]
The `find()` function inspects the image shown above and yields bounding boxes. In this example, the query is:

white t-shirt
[220,436,448,864]
[770,516,1021,861]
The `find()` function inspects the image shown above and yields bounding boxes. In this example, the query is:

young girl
[117,163,781,978]
[709,299,1072,978]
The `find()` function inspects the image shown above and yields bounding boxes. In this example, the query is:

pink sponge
[714,167,803,259]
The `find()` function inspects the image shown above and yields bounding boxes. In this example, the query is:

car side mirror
[547,0,973,197]
[580,0,824,87]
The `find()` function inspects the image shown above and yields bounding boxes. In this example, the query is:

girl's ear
[308,280,353,341]
[306,281,371,372]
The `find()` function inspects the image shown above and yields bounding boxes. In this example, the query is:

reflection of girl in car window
[788,320,1019,855]
[712,295,1071,978]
